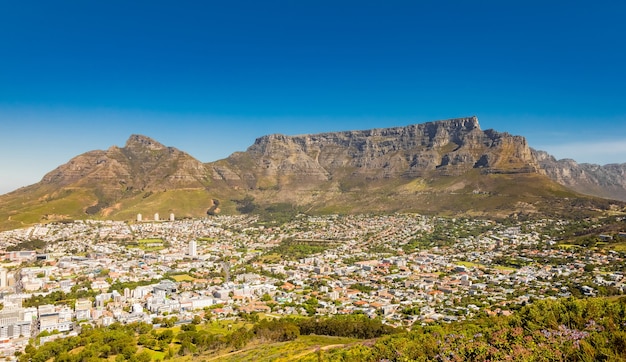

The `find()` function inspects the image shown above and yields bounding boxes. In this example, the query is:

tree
[136,351,152,362]
[157,329,174,343]
[192,315,202,325]
[261,293,273,302]
[235,195,257,214]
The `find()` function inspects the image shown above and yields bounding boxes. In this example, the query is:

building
[169,213,175,221]
[0,308,32,339]
[74,299,92,321]
[154,213,159,221]
[137,214,142,222]
[6,251,36,263]
[189,240,197,258]
[0,268,7,289]
[37,305,72,333]
[153,280,177,295]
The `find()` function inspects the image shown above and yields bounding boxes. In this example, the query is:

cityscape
[2,1,626,360]
[0,212,624,358]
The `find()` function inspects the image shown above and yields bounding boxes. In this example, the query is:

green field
[201,335,359,362]
[170,274,195,282]
[456,261,483,268]
[609,242,626,252]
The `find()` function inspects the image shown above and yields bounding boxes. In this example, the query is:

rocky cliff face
[18,119,626,204]
[1,117,623,231]
[213,117,538,190]
[534,150,626,201]
[41,135,210,197]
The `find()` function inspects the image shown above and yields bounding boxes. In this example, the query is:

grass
[138,347,165,360]
[456,261,484,268]
[201,320,250,335]
[558,244,582,250]
[494,265,518,271]
[171,274,195,282]
[127,238,165,251]
[609,242,626,252]
[202,335,359,362]
[111,189,230,221]
[153,321,246,336]
[139,320,348,362]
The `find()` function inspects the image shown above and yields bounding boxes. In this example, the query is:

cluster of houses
[0,214,623,357]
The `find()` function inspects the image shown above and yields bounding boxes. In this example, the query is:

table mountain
[212,116,537,191]
[0,117,623,230]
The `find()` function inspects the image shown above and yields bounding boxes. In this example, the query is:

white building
[0,268,7,289]
[75,299,92,321]
[189,240,197,258]
[137,214,142,222]
[0,308,32,339]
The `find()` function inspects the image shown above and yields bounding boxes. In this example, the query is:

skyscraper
[189,240,197,257]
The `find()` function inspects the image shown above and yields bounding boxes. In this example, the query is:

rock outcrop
[534,150,626,201]
[1,117,623,230]
[212,117,539,190]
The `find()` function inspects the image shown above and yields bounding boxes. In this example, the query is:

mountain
[0,135,237,230]
[41,135,210,193]
[0,117,623,230]
[213,117,536,188]
[533,150,626,201]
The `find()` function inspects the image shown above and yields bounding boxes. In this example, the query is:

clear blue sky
[1,1,625,194]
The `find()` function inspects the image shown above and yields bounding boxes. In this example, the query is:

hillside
[0,117,624,230]
[15,297,626,362]
[534,149,626,201]
[0,136,241,230]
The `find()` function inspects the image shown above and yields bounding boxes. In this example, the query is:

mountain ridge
[533,149,626,201]
[0,117,624,230]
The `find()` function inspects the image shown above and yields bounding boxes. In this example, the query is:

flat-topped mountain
[213,117,537,191]
[0,117,623,230]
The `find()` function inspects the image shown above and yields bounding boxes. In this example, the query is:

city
[0,213,624,358]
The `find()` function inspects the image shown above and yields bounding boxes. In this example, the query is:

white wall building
[189,240,197,258]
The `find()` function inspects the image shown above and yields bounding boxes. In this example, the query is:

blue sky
[1,1,625,194]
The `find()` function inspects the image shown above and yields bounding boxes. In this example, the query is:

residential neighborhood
[0,214,624,357]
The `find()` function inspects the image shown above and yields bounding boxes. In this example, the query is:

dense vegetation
[304,297,626,361]
[7,239,46,251]
[17,297,626,361]
[22,285,98,308]
[17,314,395,362]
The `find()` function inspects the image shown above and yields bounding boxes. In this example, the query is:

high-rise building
[154,213,159,221]
[137,213,142,222]
[189,240,197,258]
[0,268,7,289]
[169,213,175,221]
